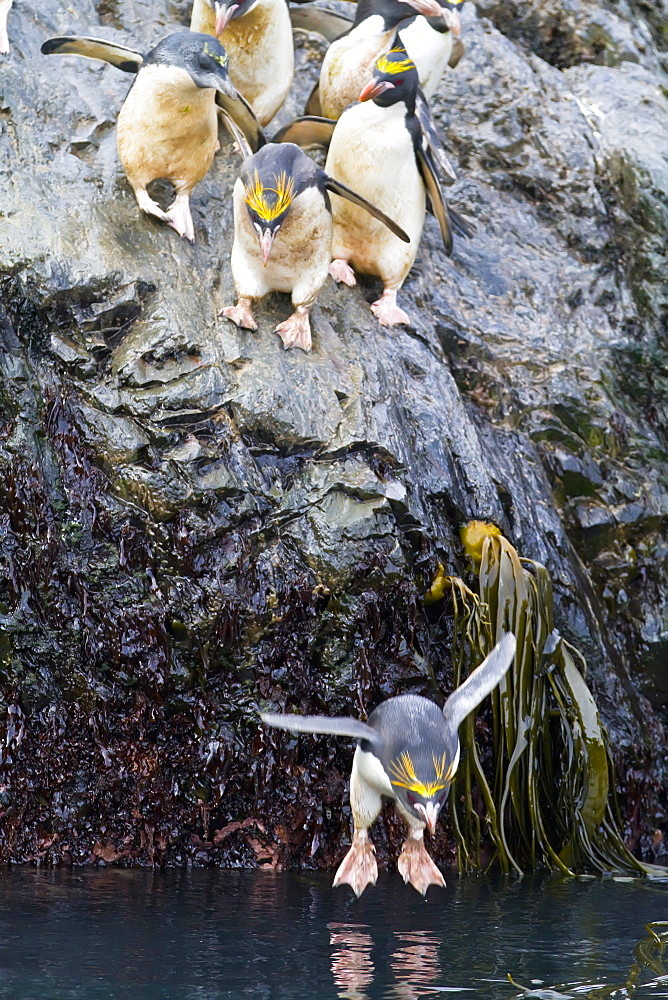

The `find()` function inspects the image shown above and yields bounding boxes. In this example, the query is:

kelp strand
[447,526,663,876]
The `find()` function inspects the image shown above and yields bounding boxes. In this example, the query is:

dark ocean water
[0,867,666,999]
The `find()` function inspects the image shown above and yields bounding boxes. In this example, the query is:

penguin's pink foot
[275,308,312,352]
[136,188,171,225]
[333,829,378,897]
[222,297,257,331]
[164,193,195,242]
[370,289,410,327]
[397,831,445,896]
[329,259,356,287]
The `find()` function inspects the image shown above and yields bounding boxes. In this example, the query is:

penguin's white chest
[319,17,394,119]
[192,0,293,124]
[398,17,453,99]
[325,102,425,286]
[117,66,218,190]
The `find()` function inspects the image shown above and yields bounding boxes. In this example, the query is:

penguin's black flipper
[416,90,456,185]
[261,713,378,743]
[220,112,254,159]
[289,5,353,42]
[215,89,266,152]
[443,632,516,730]
[272,116,336,149]
[40,35,144,72]
[305,81,323,117]
[416,147,453,255]
[325,177,410,243]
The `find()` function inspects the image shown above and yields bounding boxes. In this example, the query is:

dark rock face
[0,0,666,868]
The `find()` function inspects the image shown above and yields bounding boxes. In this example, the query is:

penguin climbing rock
[325,42,472,327]
[309,0,463,120]
[221,140,409,351]
[41,31,264,241]
[0,0,12,54]
[190,0,294,125]
[262,633,516,896]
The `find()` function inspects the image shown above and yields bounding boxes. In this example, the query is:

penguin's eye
[407,792,417,806]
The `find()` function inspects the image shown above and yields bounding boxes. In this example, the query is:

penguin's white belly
[319,19,394,120]
[191,0,293,125]
[117,66,218,191]
[325,103,425,288]
[231,182,331,305]
[398,17,453,99]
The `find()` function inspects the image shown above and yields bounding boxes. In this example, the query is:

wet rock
[0,0,666,867]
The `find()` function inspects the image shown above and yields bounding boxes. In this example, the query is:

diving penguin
[0,0,12,54]
[190,0,294,125]
[221,140,409,351]
[310,0,463,120]
[262,632,516,896]
[41,31,264,241]
[325,42,472,326]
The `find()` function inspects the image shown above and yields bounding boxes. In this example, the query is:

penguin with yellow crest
[262,633,516,896]
[221,140,409,351]
[41,31,263,241]
[325,41,472,326]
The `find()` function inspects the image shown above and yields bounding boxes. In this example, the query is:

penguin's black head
[240,144,317,266]
[147,32,235,95]
[367,695,460,834]
[355,0,445,29]
[359,44,419,111]
[210,0,259,34]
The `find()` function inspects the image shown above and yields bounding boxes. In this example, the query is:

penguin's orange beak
[259,228,275,266]
[416,800,441,835]
[359,79,395,102]
[214,1,239,34]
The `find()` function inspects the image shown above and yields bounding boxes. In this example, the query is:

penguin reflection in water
[222,141,409,352]
[41,32,262,241]
[326,42,472,327]
[262,633,516,896]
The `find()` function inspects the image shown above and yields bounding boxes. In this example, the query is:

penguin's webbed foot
[333,829,378,897]
[164,193,195,242]
[275,308,312,352]
[221,298,258,331]
[398,832,445,896]
[370,289,410,328]
[329,259,356,287]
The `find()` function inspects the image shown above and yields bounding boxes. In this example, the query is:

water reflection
[0,868,664,999]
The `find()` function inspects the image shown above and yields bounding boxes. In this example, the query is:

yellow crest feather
[375,47,416,76]
[243,170,296,223]
[388,750,451,798]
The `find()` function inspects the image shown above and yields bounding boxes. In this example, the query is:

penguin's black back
[365,694,457,779]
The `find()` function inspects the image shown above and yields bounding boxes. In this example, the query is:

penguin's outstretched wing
[324,177,410,243]
[289,5,353,42]
[41,35,144,72]
[215,89,266,153]
[443,632,516,730]
[272,116,336,149]
[261,713,378,744]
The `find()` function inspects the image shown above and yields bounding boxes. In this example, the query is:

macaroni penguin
[262,632,516,896]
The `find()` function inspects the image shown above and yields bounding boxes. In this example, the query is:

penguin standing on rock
[0,0,12,54]
[41,32,263,241]
[325,42,472,327]
[309,0,463,120]
[262,633,516,896]
[221,140,409,352]
[190,0,294,125]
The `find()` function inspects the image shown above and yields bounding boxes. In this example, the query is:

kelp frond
[443,525,663,877]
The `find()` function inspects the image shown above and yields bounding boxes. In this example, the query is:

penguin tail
[448,206,475,239]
